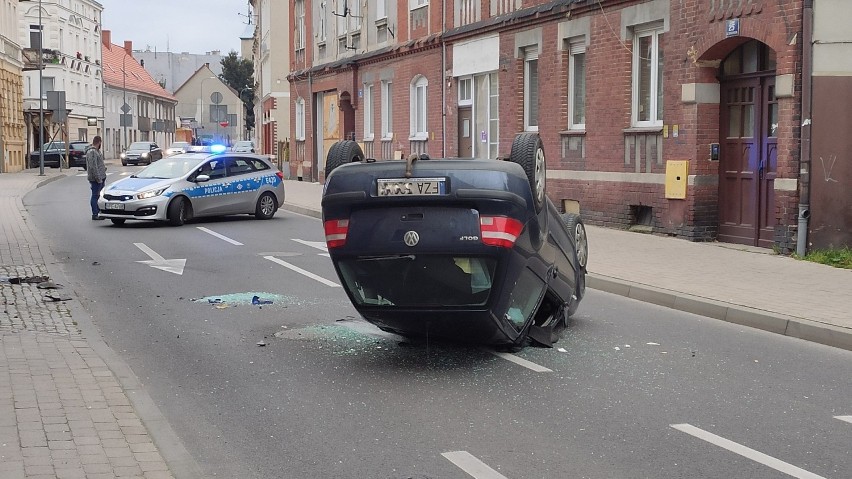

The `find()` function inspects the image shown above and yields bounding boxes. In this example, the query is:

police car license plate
[377,178,446,197]
[104,202,125,210]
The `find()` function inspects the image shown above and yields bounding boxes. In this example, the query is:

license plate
[377,177,446,197]
[105,202,125,210]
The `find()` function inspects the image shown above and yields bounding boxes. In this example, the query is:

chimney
[124,40,133,56]
[102,29,111,46]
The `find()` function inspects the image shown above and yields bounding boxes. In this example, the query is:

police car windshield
[135,158,199,179]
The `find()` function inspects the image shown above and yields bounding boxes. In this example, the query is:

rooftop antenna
[238,1,254,24]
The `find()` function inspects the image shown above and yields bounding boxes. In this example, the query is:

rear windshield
[337,255,496,307]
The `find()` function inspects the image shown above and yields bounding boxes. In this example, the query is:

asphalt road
[23,168,852,479]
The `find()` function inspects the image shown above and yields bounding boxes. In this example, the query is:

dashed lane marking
[292,238,329,252]
[835,416,852,424]
[263,255,340,287]
[487,350,552,373]
[670,423,826,479]
[441,451,509,479]
[196,227,243,245]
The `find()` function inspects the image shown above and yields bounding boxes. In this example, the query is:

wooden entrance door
[458,107,472,157]
[718,76,777,247]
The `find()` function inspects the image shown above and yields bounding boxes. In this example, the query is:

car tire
[167,197,190,226]
[509,133,547,214]
[110,218,126,226]
[326,140,365,177]
[121,160,127,166]
[254,192,277,220]
[561,213,588,270]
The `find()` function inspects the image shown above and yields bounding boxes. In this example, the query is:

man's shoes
[92,215,105,221]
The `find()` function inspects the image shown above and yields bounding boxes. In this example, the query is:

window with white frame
[458,77,472,105]
[381,80,393,139]
[336,0,347,36]
[632,26,664,126]
[319,1,327,42]
[295,0,305,50]
[348,0,362,31]
[296,98,305,141]
[377,0,387,19]
[410,0,428,9]
[364,83,374,139]
[568,40,586,129]
[410,76,428,139]
[524,47,539,131]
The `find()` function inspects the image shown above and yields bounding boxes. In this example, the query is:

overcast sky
[99,0,251,55]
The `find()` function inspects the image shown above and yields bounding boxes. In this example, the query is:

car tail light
[324,219,350,248]
[479,216,524,248]
[276,171,284,180]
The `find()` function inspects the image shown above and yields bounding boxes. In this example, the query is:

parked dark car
[120,142,163,166]
[28,141,90,169]
[321,133,589,348]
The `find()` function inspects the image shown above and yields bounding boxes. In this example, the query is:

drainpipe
[441,0,447,157]
[797,0,814,257]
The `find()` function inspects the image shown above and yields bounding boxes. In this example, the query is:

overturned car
[321,133,588,347]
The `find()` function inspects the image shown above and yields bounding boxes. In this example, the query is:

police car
[97,147,286,226]
[322,133,588,348]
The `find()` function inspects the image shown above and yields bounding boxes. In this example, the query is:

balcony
[21,48,61,71]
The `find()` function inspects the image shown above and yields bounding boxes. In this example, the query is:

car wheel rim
[574,223,588,268]
[534,147,545,204]
[260,196,274,216]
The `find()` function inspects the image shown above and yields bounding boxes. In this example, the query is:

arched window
[409,75,428,139]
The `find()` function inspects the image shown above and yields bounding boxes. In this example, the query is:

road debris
[251,295,273,305]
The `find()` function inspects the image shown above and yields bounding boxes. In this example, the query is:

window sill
[559,129,586,136]
[409,134,428,141]
[410,3,429,12]
[363,135,374,141]
[381,135,394,141]
[624,126,663,134]
[375,17,388,27]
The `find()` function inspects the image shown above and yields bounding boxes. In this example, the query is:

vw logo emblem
[403,230,420,247]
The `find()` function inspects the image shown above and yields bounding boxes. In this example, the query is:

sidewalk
[1,168,201,479]
[280,179,852,352]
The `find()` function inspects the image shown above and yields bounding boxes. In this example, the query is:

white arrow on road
[134,243,186,275]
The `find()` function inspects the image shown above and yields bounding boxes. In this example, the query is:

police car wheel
[326,140,365,177]
[509,133,546,214]
[255,192,277,220]
[167,197,189,226]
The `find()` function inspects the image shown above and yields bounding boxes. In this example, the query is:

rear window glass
[249,159,269,171]
[338,255,496,307]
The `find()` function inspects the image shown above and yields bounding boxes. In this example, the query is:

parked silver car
[231,140,255,153]
[97,152,286,226]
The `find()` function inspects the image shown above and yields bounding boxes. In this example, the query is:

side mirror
[195,174,210,183]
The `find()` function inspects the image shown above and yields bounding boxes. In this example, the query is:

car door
[223,156,259,213]
[189,157,231,217]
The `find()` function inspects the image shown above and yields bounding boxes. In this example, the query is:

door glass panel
[743,104,754,138]
[728,105,742,138]
[462,119,470,138]
[743,41,759,73]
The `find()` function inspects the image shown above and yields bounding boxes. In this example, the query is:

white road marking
[670,423,826,479]
[441,451,509,479]
[292,238,329,252]
[835,416,852,424]
[488,350,552,373]
[263,256,340,287]
[134,242,186,275]
[196,227,243,245]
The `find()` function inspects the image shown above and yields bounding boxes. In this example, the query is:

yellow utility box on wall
[665,160,689,199]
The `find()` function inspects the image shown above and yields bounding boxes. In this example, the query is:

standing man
[86,136,107,220]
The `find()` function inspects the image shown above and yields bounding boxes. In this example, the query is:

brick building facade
[288,0,848,251]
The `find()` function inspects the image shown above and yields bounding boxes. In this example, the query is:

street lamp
[38,0,44,175]
[200,76,217,144]
[122,53,127,151]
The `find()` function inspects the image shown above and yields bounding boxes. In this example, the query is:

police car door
[192,157,232,216]
[223,157,258,214]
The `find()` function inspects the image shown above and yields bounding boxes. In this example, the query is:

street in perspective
[1,1,851,479]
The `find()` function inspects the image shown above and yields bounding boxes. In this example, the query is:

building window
[348,0,362,31]
[410,76,428,139]
[458,77,472,105]
[632,27,664,127]
[364,84,373,139]
[410,0,428,9]
[381,80,393,139]
[295,0,305,51]
[377,0,387,20]
[524,47,539,131]
[568,41,586,130]
[336,0,347,35]
[295,98,305,141]
[377,24,388,43]
[40,77,54,98]
[319,1,327,42]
